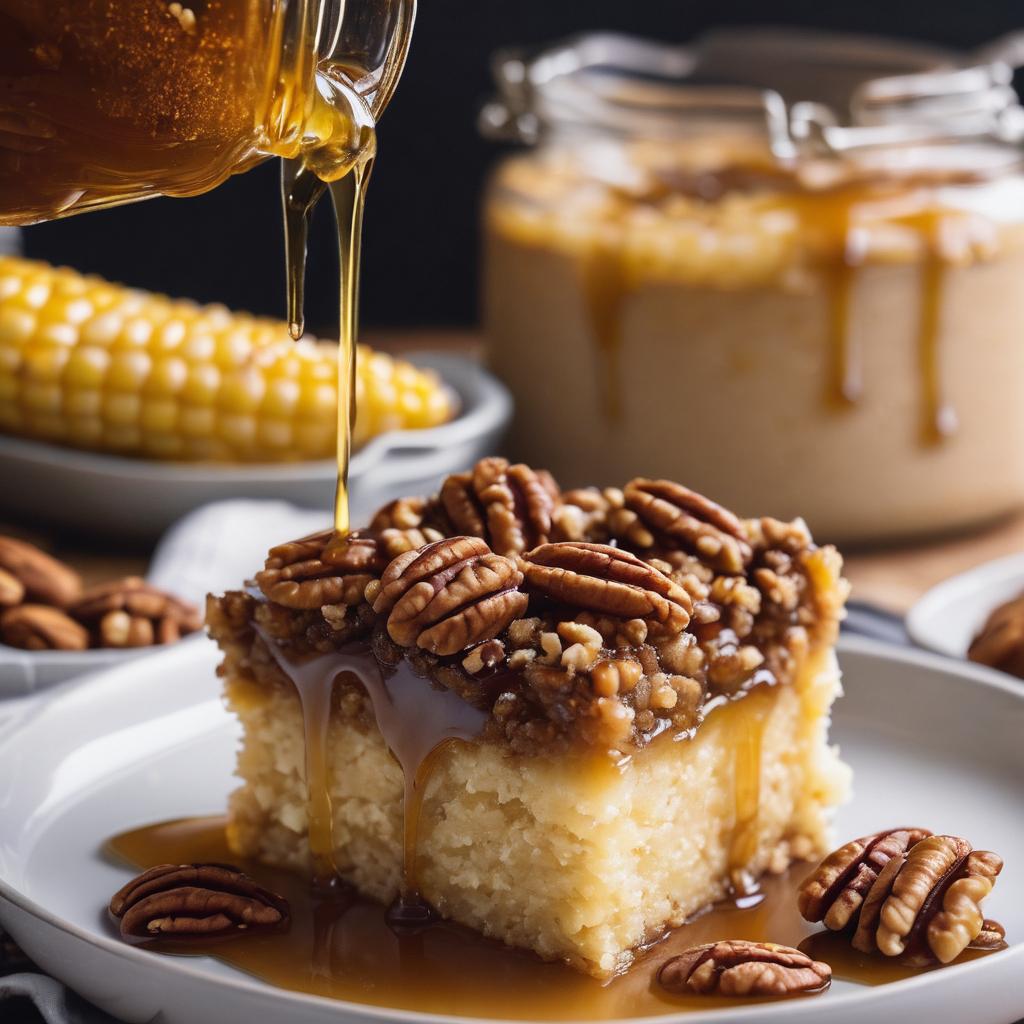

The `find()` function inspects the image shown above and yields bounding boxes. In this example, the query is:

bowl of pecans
[0,534,203,694]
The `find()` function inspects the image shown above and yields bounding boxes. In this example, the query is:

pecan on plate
[0,568,24,608]
[658,940,831,998]
[798,828,933,932]
[0,536,81,608]
[521,541,692,636]
[70,577,202,647]
[968,594,1024,678]
[438,457,559,556]
[619,479,752,574]
[109,864,289,941]
[1,604,89,651]
[801,831,1004,965]
[370,535,528,656]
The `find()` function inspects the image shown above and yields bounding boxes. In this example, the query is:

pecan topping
[801,830,1004,965]
[1,604,89,651]
[0,536,81,608]
[370,496,429,532]
[0,568,24,608]
[109,864,289,941]
[438,457,558,556]
[371,536,528,656]
[620,479,752,574]
[968,594,1024,678]
[71,577,202,647]
[256,529,377,609]
[255,528,439,610]
[658,940,831,998]
[521,542,692,635]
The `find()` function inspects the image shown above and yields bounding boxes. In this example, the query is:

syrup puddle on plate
[100,816,978,1021]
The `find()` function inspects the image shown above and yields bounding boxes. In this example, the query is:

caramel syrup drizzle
[255,628,488,910]
[726,690,770,902]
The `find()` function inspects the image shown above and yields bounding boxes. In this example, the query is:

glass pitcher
[0,0,415,224]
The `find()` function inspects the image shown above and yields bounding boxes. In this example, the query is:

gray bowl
[0,353,511,540]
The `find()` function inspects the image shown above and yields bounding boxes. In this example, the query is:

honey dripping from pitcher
[281,67,377,535]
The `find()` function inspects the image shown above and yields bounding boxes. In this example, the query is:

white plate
[0,635,1021,1024]
[906,553,1024,659]
[0,353,511,540]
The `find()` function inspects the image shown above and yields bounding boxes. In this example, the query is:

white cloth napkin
[147,498,329,608]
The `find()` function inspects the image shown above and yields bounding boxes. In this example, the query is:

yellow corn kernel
[0,256,454,462]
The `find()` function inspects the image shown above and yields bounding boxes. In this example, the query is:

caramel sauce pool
[107,816,942,1020]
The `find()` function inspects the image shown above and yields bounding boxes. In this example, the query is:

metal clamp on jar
[481,29,1024,544]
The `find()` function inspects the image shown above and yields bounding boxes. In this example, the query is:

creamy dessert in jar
[482,30,1024,543]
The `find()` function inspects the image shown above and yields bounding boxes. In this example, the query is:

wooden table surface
[1,329,1021,615]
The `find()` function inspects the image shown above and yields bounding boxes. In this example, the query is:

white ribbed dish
[0,353,511,540]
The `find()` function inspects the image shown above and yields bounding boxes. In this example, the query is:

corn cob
[0,257,453,462]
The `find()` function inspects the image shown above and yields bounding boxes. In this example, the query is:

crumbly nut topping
[208,459,849,755]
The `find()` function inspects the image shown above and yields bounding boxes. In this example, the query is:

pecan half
[71,577,202,647]
[438,457,558,556]
[798,828,933,932]
[109,863,289,941]
[521,542,692,636]
[0,536,81,608]
[371,536,528,656]
[256,529,375,609]
[1,604,89,650]
[0,568,24,608]
[620,479,752,574]
[370,496,430,531]
[802,830,1004,965]
[255,528,439,610]
[658,940,831,998]
[968,594,1024,678]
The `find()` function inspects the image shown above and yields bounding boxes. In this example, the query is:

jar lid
[480,28,1024,165]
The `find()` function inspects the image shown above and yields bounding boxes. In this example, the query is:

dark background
[19,0,1024,334]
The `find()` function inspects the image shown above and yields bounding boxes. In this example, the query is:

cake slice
[207,460,850,978]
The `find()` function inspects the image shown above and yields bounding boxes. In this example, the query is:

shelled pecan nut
[1,604,89,651]
[371,536,528,656]
[658,940,831,997]
[370,496,430,531]
[801,830,1004,965]
[71,576,203,648]
[797,828,933,932]
[968,594,1024,678]
[109,863,289,940]
[0,536,81,608]
[438,457,559,556]
[521,541,692,635]
[0,568,25,608]
[621,479,752,573]
[256,527,445,611]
